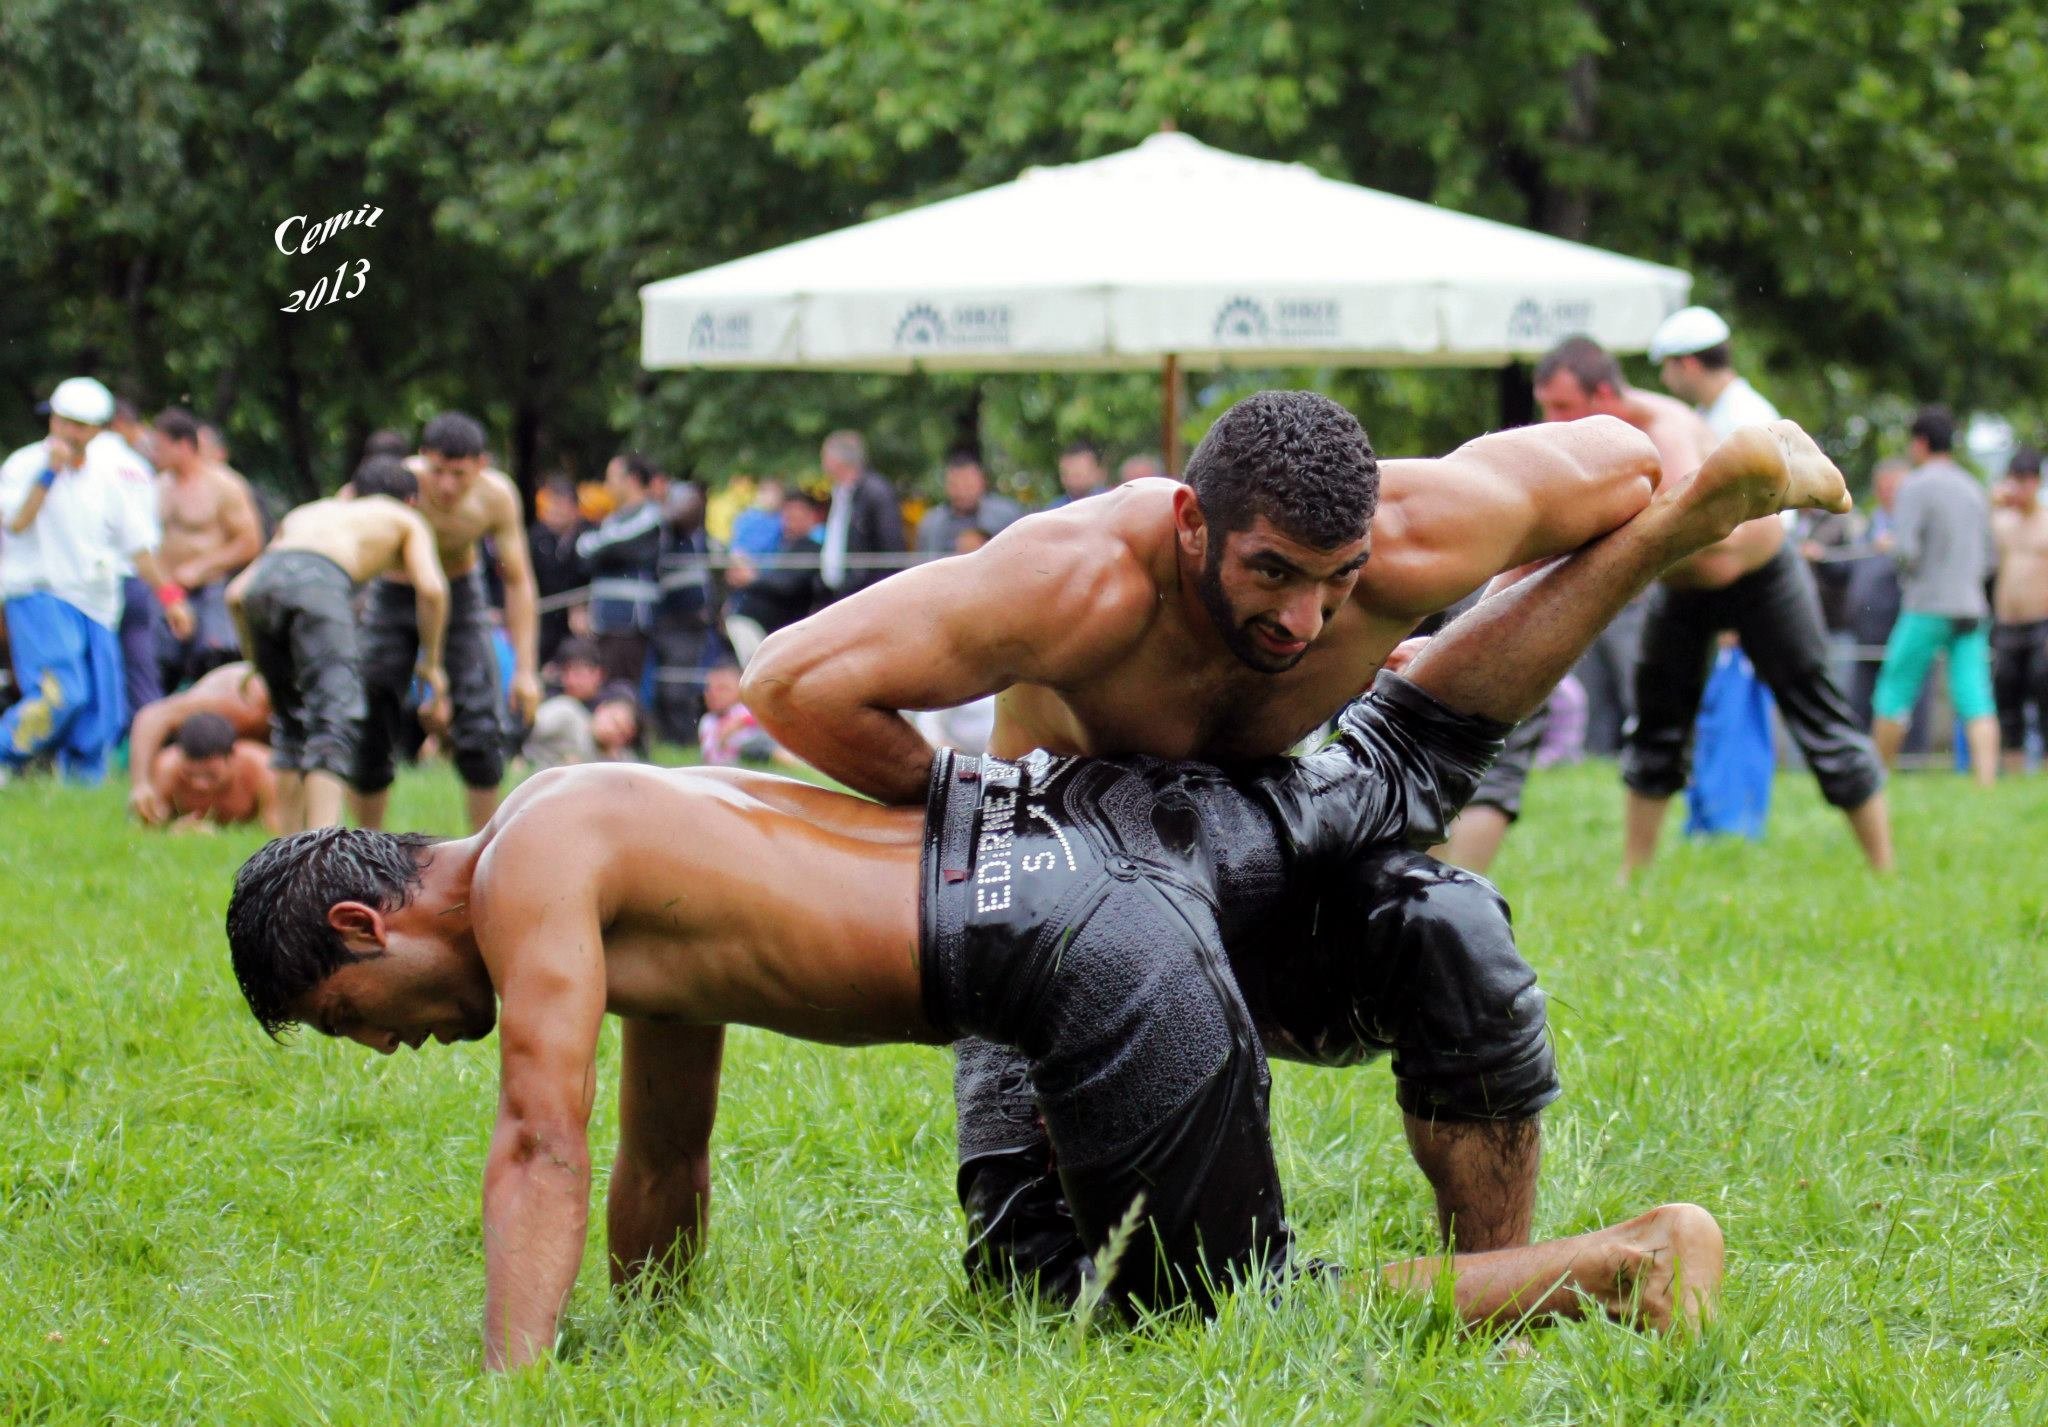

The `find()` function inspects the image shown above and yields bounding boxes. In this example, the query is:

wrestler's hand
[170,814,218,837]
[163,599,196,642]
[1382,636,1430,676]
[509,669,543,726]
[417,665,452,736]
[128,783,172,826]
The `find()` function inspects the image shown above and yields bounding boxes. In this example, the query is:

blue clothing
[2,592,127,781]
[1684,648,1776,839]
[728,507,784,557]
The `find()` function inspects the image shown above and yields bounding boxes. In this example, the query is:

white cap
[1648,306,1731,363]
[44,376,115,426]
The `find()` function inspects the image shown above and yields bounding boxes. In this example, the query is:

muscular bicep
[752,524,1152,715]
[400,513,448,593]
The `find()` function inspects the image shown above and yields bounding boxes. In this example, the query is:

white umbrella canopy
[640,131,1690,375]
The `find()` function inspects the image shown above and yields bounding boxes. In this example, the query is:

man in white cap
[1,377,194,782]
[1650,306,1782,437]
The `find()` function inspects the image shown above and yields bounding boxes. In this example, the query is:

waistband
[920,746,981,1041]
[256,548,357,589]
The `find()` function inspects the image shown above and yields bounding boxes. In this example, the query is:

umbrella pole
[1161,353,1181,475]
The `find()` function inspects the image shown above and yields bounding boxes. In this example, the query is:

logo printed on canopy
[1212,296,1341,346]
[892,301,1014,352]
[687,311,754,355]
[1507,299,1595,344]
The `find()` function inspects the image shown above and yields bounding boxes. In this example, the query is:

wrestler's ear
[327,901,388,955]
[1172,484,1209,562]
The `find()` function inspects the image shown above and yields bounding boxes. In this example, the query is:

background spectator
[1991,445,2048,773]
[917,449,1023,556]
[1119,452,1168,483]
[576,452,663,687]
[698,660,776,764]
[1871,405,2000,782]
[1843,458,1913,728]
[728,477,787,556]
[528,474,590,667]
[522,637,606,770]
[817,429,904,599]
[725,490,826,664]
[1047,439,1112,507]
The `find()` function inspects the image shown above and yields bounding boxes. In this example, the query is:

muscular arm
[488,476,542,713]
[473,845,608,1373]
[400,512,451,675]
[742,520,1156,803]
[1358,416,1661,620]
[608,1020,723,1292]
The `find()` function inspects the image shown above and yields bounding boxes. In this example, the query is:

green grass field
[3,760,2045,1424]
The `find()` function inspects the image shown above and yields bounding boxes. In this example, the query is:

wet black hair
[1182,390,1379,548]
[226,829,438,1038]
[173,712,236,761]
[420,411,488,460]
[352,454,418,502]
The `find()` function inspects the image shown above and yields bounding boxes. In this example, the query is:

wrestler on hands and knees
[224,414,1867,1366]
[139,711,279,832]
[742,391,1663,1297]
[127,660,272,825]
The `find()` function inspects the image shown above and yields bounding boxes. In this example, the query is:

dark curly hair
[420,410,488,460]
[226,828,438,1038]
[1183,391,1379,549]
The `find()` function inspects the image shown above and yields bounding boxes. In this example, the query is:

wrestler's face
[1196,516,1370,674]
[178,754,232,799]
[420,451,484,509]
[292,909,498,1053]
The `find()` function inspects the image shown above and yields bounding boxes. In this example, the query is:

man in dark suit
[817,429,905,599]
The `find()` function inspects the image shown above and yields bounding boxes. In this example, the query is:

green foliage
[2,0,2045,502]
[4,761,2047,1420]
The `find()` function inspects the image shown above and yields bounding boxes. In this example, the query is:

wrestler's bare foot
[1602,1202,1725,1335]
[1668,421,1852,544]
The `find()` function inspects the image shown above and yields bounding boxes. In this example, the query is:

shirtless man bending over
[141,712,278,832]
[127,660,271,825]
[151,407,266,686]
[744,391,1663,1296]
[227,456,449,832]
[228,418,1859,1368]
[353,412,543,832]
[1530,337,1893,879]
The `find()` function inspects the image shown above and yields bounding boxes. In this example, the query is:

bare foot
[1610,1203,1724,1334]
[1692,421,1853,527]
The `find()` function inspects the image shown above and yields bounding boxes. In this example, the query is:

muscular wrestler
[228,456,450,833]
[127,660,271,825]
[229,421,1855,1366]
[351,412,542,833]
[1991,448,2048,774]
[1530,338,1893,878]
[744,391,1662,1295]
[141,712,278,831]
[151,407,265,687]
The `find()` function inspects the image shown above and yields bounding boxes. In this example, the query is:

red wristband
[157,582,188,607]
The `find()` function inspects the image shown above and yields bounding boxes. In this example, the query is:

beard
[1196,549,1308,674]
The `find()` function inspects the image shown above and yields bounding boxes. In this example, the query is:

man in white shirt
[0,378,193,781]
[1650,306,1783,437]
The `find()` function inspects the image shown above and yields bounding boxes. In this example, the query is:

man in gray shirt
[1871,405,2000,784]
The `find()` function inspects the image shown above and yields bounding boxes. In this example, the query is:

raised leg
[1406,423,1852,726]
